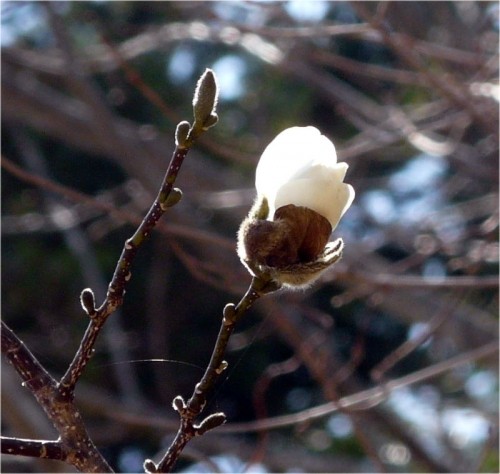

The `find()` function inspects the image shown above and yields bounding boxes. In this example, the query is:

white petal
[256,126,337,199]
[298,162,348,182]
[254,126,354,228]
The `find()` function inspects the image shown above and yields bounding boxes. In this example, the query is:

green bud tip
[254,197,270,220]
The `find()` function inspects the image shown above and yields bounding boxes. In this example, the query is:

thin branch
[75,339,498,436]
[43,2,141,166]
[283,57,388,124]
[250,356,301,467]
[168,240,238,291]
[239,21,372,39]
[346,271,499,290]
[10,126,142,404]
[1,155,144,229]
[4,19,485,77]
[312,50,425,86]
[58,135,193,393]
[265,301,386,472]
[148,276,280,473]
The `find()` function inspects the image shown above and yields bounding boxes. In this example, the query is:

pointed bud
[193,69,219,129]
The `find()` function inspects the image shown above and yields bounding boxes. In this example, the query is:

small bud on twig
[195,412,226,435]
[175,121,191,149]
[143,459,158,473]
[172,395,186,413]
[192,69,219,130]
[160,188,183,210]
[215,360,228,374]
[223,303,236,322]
[80,288,96,316]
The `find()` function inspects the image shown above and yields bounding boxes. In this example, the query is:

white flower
[237,126,354,289]
[255,126,354,229]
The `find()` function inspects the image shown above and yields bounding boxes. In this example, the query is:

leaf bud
[172,395,186,413]
[201,113,218,131]
[175,121,191,149]
[215,360,228,374]
[192,69,218,129]
[223,303,236,320]
[80,288,96,316]
[143,459,157,473]
[160,188,183,210]
[195,412,226,435]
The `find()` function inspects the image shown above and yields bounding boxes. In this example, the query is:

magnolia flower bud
[192,68,219,131]
[256,126,354,229]
[238,126,354,289]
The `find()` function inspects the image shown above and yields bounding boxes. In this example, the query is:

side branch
[150,276,279,473]
[187,276,279,414]
[58,147,189,393]
[58,66,218,394]
[2,437,64,461]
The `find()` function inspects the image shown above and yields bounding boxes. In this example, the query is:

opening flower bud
[238,126,354,289]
